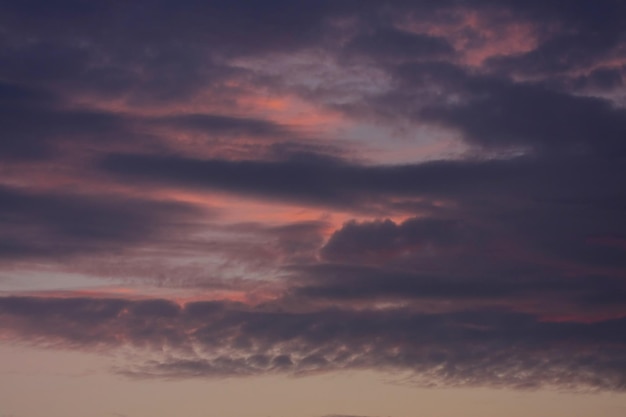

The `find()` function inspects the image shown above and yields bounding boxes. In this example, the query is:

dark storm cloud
[0,0,347,107]
[0,1,321,87]
[0,79,155,160]
[320,218,462,263]
[1,1,623,80]
[0,185,202,259]
[0,81,61,158]
[289,263,626,313]
[98,152,477,205]
[1,103,130,159]
[569,67,625,91]
[343,28,454,62]
[99,151,626,220]
[418,77,626,156]
[1,295,625,390]
[99,150,626,283]
[300,206,626,308]
[0,0,355,72]
[292,264,536,301]
[484,0,626,76]
[2,0,625,160]
[360,60,626,156]
[100,152,362,207]
[0,77,298,161]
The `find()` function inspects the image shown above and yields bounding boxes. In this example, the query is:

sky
[1,1,626,416]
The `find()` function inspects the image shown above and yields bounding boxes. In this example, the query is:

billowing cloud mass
[1,0,625,394]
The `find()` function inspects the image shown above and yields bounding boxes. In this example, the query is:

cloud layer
[0,0,625,392]
[1,296,625,391]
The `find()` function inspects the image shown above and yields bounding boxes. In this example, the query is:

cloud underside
[1,296,625,391]
[0,0,625,393]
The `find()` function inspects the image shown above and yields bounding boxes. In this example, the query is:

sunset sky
[1,1,626,416]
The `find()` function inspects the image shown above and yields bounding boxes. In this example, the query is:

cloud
[419,76,626,156]
[1,295,625,390]
[98,152,510,208]
[151,113,290,138]
[0,185,203,259]
[99,151,626,234]
[320,218,462,264]
[292,207,626,313]
[1,0,626,397]
[484,0,626,76]
[0,80,134,159]
[343,28,453,62]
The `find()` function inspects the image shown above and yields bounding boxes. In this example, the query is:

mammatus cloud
[0,296,625,390]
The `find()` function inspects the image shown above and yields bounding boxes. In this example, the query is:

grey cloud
[1,296,625,390]
[0,77,302,162]
[99,152,626,225]
[152,114,289,138]
[485,0,626,77]
[320,218,463,264]
[1,0,626,397]
[344,28,453,61]
[0,185,202,259]
[419,77,626,156]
